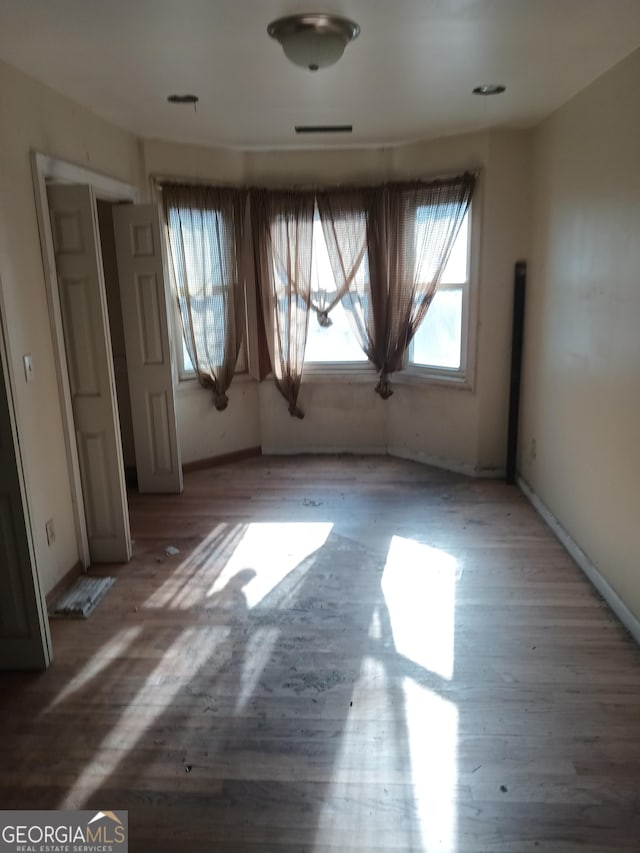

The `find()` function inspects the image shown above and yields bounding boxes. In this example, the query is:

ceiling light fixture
[267,13,360,71]
[472,84,506,96]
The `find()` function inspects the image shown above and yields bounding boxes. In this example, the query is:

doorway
[32,153,183,571]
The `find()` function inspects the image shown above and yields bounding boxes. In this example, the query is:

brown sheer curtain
[382,174,476,394]
[317,174,475,397]
[315,186,382,359]
[250,188,315,418]
[163,183,247,410]
[308,198,365,329]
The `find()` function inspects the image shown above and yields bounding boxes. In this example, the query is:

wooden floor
[1,455,640,851]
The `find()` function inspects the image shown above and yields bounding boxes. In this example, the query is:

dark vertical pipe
[506,260,527,484]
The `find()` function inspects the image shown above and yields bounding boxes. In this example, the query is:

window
[166,182,473,390]
[408,207,470,377]
[305,205,473,380]
[165,205,247,381]
[304,211,368,365]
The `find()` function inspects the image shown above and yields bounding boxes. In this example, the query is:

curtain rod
[152,167,482,194]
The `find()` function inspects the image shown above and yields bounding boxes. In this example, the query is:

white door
[0,328,52,669]
[47,184,132,563]
[113,204,183,494]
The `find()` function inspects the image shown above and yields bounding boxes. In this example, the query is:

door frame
[31,152,139,568]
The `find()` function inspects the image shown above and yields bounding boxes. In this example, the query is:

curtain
[381,174,476,395]
[315,186,382,360]
[308,196,364,329]
[317,174,475,398]
[250,188,315,418]
[163,183,247,410]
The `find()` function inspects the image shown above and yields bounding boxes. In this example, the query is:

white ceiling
[0,0,639,150]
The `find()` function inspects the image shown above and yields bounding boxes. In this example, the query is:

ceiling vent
[295,124,353,134]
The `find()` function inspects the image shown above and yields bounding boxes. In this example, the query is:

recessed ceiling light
[167,94,199,105]
[472,84,506,96]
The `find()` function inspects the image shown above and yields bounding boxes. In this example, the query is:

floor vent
[51,576,115,619]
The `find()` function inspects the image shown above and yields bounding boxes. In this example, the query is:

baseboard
[216,443,504,478]
[518,476,640,645]
[45,560,83,609]
[388,445,505,479]
[182,446,262,473]
[261,445,387,456]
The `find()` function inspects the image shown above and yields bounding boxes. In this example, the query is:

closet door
[48,183,131,563]
[113,204,182,494]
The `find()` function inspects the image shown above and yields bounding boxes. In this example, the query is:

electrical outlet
[45,518,56,546]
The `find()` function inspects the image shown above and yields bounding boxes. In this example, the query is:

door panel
[48,184,131,563]
[0,333,52,669]
[113,204,183,494]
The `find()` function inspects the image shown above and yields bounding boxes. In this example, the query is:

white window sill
[298,363,474,391]
[176,371,256,393]
[176,367,473,396]
[394,367,474,392]
[301,363,377,384]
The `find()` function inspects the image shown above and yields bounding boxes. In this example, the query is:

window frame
[401,199,480,391]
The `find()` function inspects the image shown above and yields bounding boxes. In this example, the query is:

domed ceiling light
[267,13,360,71]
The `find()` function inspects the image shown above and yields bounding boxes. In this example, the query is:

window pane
[412,289,462,369]
[440,212,469,284]
[414,207,469,285]
[182,336,194,372]
[179,294,246,375]
[305,302,367,363]
[305,214,367,364]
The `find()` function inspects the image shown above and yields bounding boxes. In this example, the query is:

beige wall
[520,50,640,620]
[144,129,531,474]
[176,378,261,465]
[259,377,388,456]
[0,59,143,593]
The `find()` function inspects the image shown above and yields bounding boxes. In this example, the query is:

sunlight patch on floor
[235,626,280,712]
[381,536,459,680]
[314,654,423,850]
[207,522,333,609]
[57,624,228,809]
[404,678,458,852]
[44,626,142,713]
[144,523,246,610]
